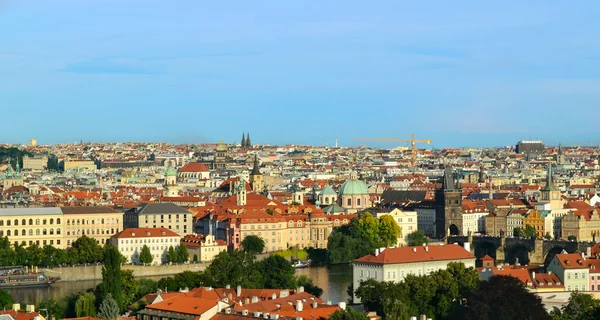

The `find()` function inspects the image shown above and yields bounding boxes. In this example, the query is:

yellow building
[523,209,545,238]
[63,159,96,172]
[562,209,600,242]
[181,234,227,262]
[0,208,64,248]
[62,206,124,247]
[22,155,48,171]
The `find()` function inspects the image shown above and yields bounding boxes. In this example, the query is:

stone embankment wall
[43,263,209,282]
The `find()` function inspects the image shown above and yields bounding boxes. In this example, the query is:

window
[347,198,352,206]
[575,273,578,279]
[21,229,26,236]
[29,219,33,225]
[29,229,33,236]
[22,219,26,225]
[357,198,361,206]
[50,218,54,224]
[568,274,571,279]
[7,220,11,226]
[14,219,18,226]
[593,285,596,291]
[36,229,40,236]
[36,219,40,225]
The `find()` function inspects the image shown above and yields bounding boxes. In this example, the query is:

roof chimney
[375,249,380,256]
[26,305,35,313]
[226,284,231,289]
[296,300,303,312]
[272,293,277,300]
[312,301,318,309]
[425,246,428,252]
[251,296,259,303]
[412,248,417,253]
[338,302,346,310]
[463,242,471,252]
[237,285,242,297]
[298,286,304,293]
[12,304,20,312]
[532,272,536,279]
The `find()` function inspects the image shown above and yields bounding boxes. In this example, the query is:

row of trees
[326,213,400,264]
[138,244,189,265]
[0,235,106,267]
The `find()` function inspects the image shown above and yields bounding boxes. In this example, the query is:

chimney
[312,301,318,309]
[587,247,592,258]
[26,305,35,313]
[272,293,277,300]
[251,296,259,303]
[280,290,289,298]
[338,302,346,310]
[379,247,385,253]
[375,249,380,256]
[217,302,222,313]
[12,304,20,312]
[298,286,304,293]
[425,246,428,252]
[326,301,332,305]
[237,285,242,297]
[532,272,536,279]
[412,248,417,253]
[296,300,303,312]
[226,284,231,289]
[463,242,471,252]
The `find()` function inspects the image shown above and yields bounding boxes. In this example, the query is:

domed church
[338,172,370,213]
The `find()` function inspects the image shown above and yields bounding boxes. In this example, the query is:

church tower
[541,166,562,210]
[557,143,565,165]
[435,167,463,238]
[241,133,247,150]
[236,177,247,206]
[163,166,180,197]
[291,180,304,205]
[249,154,264,192]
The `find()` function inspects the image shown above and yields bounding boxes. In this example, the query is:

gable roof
[179,162,210,173]
[112,228,180,239]
[354,244,474,265]
[129,203,190,215]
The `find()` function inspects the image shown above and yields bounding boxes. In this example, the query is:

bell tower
[435,167,463,238]
[541,166,561,210]
[249,154,263,192]
[236,177,247,206]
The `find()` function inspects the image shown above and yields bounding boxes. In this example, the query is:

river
[8,265,353,305]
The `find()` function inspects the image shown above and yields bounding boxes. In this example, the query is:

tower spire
[241,133,246,149]
[246,133,251,148]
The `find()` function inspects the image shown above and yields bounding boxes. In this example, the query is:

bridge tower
[435,166,463,238]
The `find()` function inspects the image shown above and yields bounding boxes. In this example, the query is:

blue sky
[1,1,599,148]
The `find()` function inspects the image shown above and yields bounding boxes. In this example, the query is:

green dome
[320,185,337,196]
[338,179,368,196]
[165,166,177,177]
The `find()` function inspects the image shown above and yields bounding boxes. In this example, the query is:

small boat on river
[0,266,59,289]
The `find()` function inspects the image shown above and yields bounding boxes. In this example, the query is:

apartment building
[124,203,192,236]
[61,206,124,247]
[111,227,181,265]
[0,207,64,248]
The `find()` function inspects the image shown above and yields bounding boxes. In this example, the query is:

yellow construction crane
[354,133,432,167]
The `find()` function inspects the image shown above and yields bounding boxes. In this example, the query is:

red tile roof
[555,253,588,269]
[112,227,180,239]
[354,244,474,264]
[179,162,210,173]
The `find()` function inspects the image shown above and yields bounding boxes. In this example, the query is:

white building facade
[111,227,181,265]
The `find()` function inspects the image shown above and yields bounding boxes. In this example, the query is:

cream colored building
[548,253,590,292]
[181,234,227,262]
[352,243,476,303]
[462,211,488,235]
[22,155,48,171]
[238,210,288,253]
[0,208,64,248]
[111,228,181,265]
[63,159,96,172]
[124,203,192,236]
[62,206,124,247]
[374,208,417,245]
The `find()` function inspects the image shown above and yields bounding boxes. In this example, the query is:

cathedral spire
[251,154,261,175]
[246,133,251,148]
[241,133,246,149]
[542,166,558,191]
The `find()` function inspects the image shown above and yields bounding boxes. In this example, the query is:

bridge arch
[506,244,531,265]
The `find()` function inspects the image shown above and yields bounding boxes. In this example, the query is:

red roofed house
[178,162,210,187]
[352,243,476,303]
[181,234,227,262]
[111,228,182,265]
[547,252,590,292]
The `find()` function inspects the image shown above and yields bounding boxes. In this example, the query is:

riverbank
[43,263,209,282]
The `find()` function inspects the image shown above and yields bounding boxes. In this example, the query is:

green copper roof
[165,166,177,177]
[338,178,368,196]
[320,185,337,196]
[323,202,345,214]
[541,166,558,192]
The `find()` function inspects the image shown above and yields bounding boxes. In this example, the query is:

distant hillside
[0,147,33,170]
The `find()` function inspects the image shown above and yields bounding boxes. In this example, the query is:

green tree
[241,235,266,255]
[137,278,159,298]
[97,293,120,320]
[552,292,600,320]
[513,227,524,238]
[25,243,43,266]
[71,235,104,264]
[568,235,577,241]
[0,237,16,266]
[0,289,13,309]
[407,230,428,246]
[524,225,537,239]
[193,254,198,262]
[349,213,381,248]
[101,244,123,310]
[204,250,261,288]
[139,245,153,265]
[166,246,177,263]
[256,255,296,289]
[75,291,96,317]
[329,307,369,320]
[453,275,551,320]
[175,245,189,263]
[378,215,401,247]
[544,232,553,240]
[295,275,323,298]
[121,270,140,308]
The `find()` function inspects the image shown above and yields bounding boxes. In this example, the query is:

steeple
[541,166,558,191]
[478,167,486,183]
[246,133,251,148]
[442,166,457,190]
[251,154,261,176]
[241,133,246,149]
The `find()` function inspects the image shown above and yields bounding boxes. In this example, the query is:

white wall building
[111,227,181,265]
[374,208,417,245]
[352,244,476,303]
[462,212,487,235]
[414,207,436,237]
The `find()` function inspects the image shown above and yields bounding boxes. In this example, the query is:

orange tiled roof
[179,162,210,173]
[112,227,180,239]
[354,244,474,264]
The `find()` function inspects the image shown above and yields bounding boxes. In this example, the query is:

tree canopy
[327,213,401,264]
[551,292,600,320]
[139,245,153,265]
[101,244,123,310]
[328,307,369,320]
[241,235,266,254]
[0,289,13,309]
[407,230,429,246]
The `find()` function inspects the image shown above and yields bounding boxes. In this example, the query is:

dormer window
[131,232,136,236]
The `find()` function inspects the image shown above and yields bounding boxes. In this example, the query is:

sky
[1,1,600,148]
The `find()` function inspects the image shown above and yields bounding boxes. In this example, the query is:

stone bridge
[448,235,594,266]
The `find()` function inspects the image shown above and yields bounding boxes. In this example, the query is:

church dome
[165,166,177,177]
[320,185,337,196]
[216,140,227,152]
[338,179,368,196]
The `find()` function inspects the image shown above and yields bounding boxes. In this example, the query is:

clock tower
[541,166,562,210]
[435,166,463,238]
